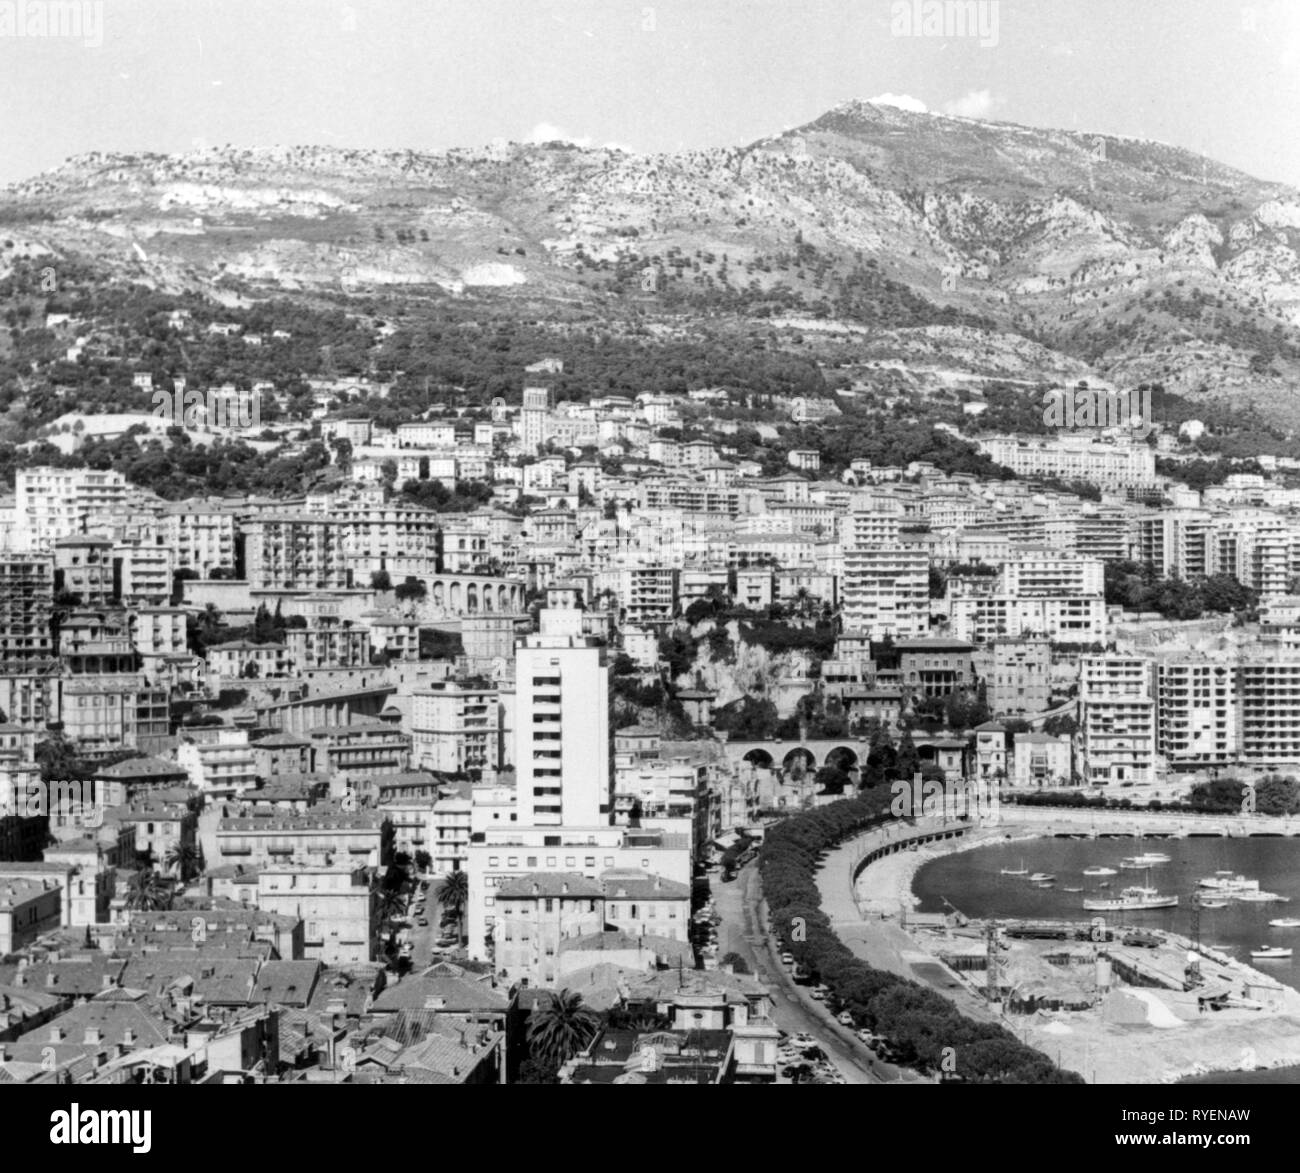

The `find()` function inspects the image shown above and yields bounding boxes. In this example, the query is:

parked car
[779,952,795,965]
[809,989,825,1001]
[837,1011,854,1027]
[417,918,429,927]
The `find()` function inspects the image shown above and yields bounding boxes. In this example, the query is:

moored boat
[1250,946,1292,960]
[1197,873,1259,893]
[1268,918,1300,929]
[1083,886,1178,912]
[1082,866,1118,877]
[1121,853,1171,868]
[1234,890,1290,903]
[1027,873,1055,883]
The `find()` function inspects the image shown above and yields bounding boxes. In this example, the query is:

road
[713,862,905,1085]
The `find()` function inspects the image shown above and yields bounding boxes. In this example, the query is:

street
[710,862,898,1085]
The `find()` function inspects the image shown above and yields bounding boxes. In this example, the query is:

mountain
[3,99,1299,420]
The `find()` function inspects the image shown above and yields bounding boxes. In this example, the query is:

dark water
[912,835,1300,991]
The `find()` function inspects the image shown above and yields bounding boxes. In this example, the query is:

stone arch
[742,748,774,770]
[432,580,445,608]
[782,747,816,774]
[498,584,510,611]
[467,584,479,614]
[449,581,462,612]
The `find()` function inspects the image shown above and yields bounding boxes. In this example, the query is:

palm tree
[527,990,601,1071]
[164,841,200,882]
[125,868,172,911]
[436,870,468,943]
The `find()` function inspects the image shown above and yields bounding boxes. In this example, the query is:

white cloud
[867,93,929,114]
[942,90,1004,119]
[526,122,592,147]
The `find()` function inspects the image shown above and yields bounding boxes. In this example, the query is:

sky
[0,0,1297,187]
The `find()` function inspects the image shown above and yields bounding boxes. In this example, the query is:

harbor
[826,814,1300,1083]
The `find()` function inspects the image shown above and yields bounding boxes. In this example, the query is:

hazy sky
[0,0,1297,187]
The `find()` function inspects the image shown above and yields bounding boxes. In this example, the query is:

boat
[1121,853,1171,868]
[1199,899,1230,909]
[1000,862,1028,876]
[1027,873,1055,883]
[1082,866,1118,877]
[1269,918,1300,929]
[1234,891,1290,903]
[1083,886,1178,912]
[1198,872,1259,893]
[1250,947,1292,960]
[1063,886,1083,893]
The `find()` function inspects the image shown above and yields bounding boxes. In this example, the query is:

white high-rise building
[514,603,610,827]
[841,509,929,640]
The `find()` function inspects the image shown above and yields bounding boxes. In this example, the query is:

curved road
[714,862,915,1085]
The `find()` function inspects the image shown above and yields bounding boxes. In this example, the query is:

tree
[895,729,919,781]
[125,868,171,911]
[370,569,393,591]
[719,952,751,974]
[394,577,428,603]
[527,990,601,1071]
[414,849,432,873]
[436,870,469,943]
[814,765,850,796]
[163,841,199,882]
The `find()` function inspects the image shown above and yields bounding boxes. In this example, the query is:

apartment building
[411,682,503,775]
[1079,655,1156,786]
[1154,656,1239,768]
[515,605,611,827]
[981,637,1052,716]
[949,595,1106,644]
[15,467,130,546]
[216,810,391,869]
[255,863,378,963]
[977,436,1157,489]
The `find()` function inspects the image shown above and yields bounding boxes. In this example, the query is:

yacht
[1120,853,1171,868]
[1198,872,1260,894]
[1027,873,1055,883]
[1083,886,1178,912]
[1235,891,1290,903]
[1082,866,1118,877]
[1250,946,1292,960]
[1198,899,1230,909]
[1000,862,1028,876]
[1268,918,1300,929]
[1063,886,1083,893]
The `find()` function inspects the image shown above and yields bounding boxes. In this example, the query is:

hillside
[2,99,1299,424]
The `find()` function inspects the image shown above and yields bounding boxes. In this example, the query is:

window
[546,856,556,867]
[544,898,554,912]
[585,857,595,867]
[565,857,575,867]
[527,856,537,867]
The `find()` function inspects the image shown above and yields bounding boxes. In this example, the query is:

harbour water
[913,835,1300,991]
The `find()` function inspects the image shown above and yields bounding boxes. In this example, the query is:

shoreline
[845,822,1300,1084]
